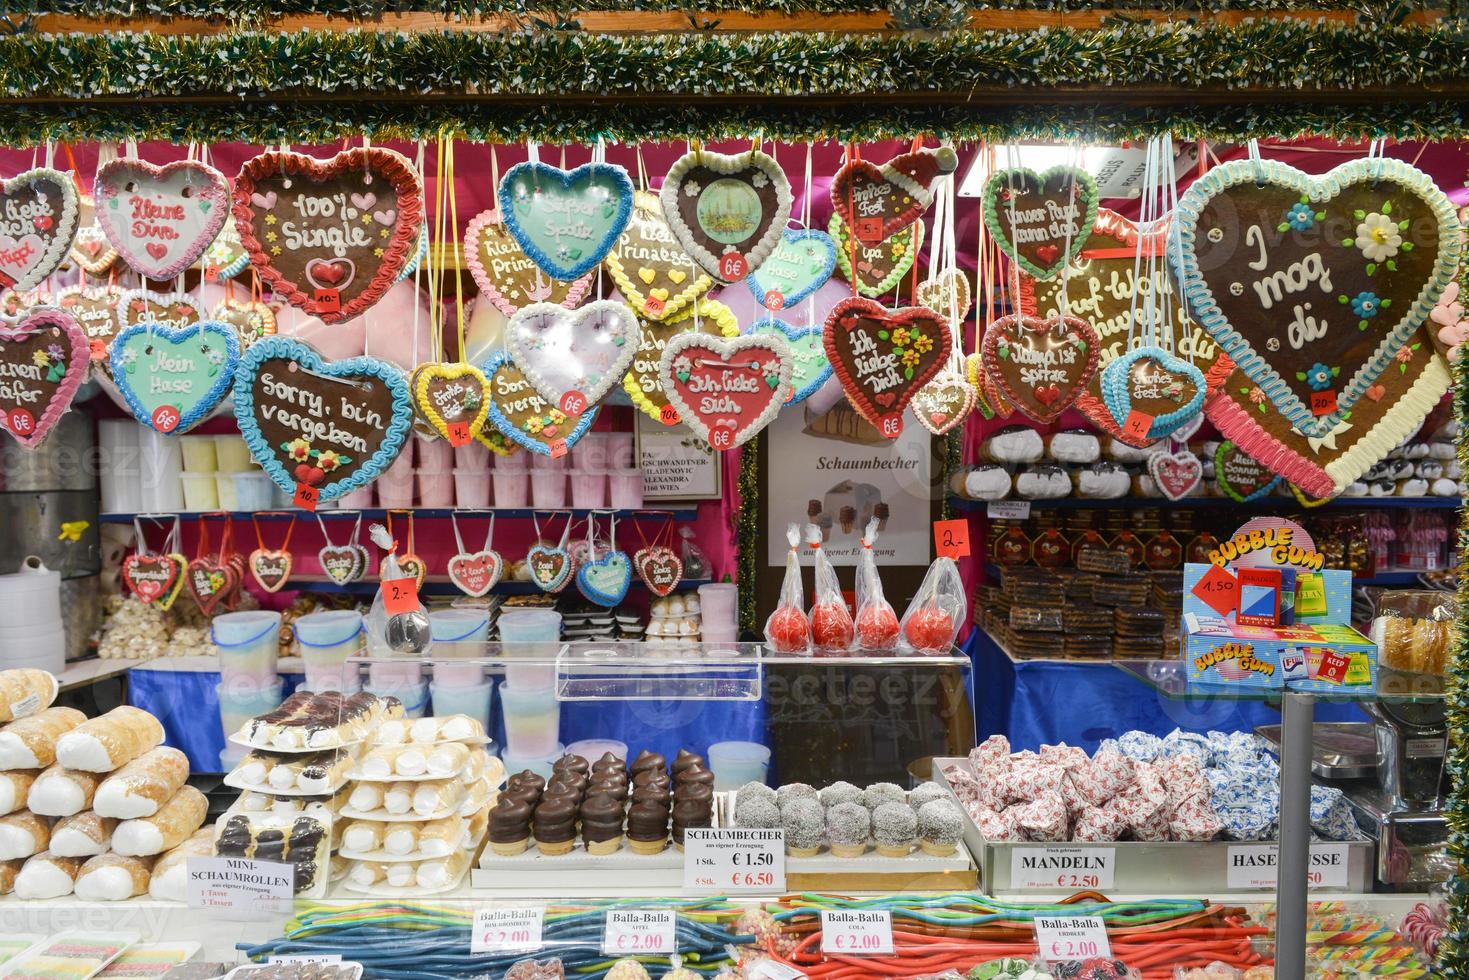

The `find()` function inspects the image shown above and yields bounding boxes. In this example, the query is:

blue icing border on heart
[477,350,600,456]
[744,228,836,309]
[577,550,632,607]
[1099,345,1208,442]
[527,545,574,593]
[232,335,412,502]
[1171,155,1461,440]
[498,161,633,282]
[749,316,831,405]
[395,222,429,284]
[110,320,240,434]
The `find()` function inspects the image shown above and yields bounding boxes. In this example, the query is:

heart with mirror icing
[481,350,599,457]
[1173,156,1460,439]
[498,161,633,282]
[659,332,794,449]
[248,549,293,593]
[915,269,973,325]
[233,147,423,324]
[981,313,1098,423]
[233,336,413,501]
[110,321,240,434]
[1147,450,1203,501]
[187,556,239,616]
[527,544,574,593]
[95,158,230,280]
[660,148,792,282]
[412,362,490,445]
[0,308,89,449]
[604,190,711,320]
[464,207,593,317]
[122,552,185,607]
[55,283,123,363]
[634,545,682,597]
[448,549,503,598]
[830,212,922,299]
[0,168,80,292]
[1098,347,1206,441]
[830,145,957,245]
[622,299,739,423]
[1214,441,1283,503]
[911,369,977,435]
[318,543,368,585]
[506,300,639,415]
[824,297,950,433]
[745,228,836,312]
[982,166,1099,280]
[212,298,276,352]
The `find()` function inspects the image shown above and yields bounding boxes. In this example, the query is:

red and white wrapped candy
[969,734,1012,774]
[1074,804,1128,842]
[942,764,982,805]
[1169,797,1225,841]
[966,803,1021,841]
[1012,791,1068,842]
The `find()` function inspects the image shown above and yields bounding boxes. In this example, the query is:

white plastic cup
[454,441,490,468]
[499,743,565,781]
[605,432,635,469]
[214,434,254,472]
[304,662,363,694]
[368,660,424,687]
[530,470,566,508]
[180,435,218,472]
[377,451,416,508]
[98,420,142,513]
[418,473,454,507]
[565,738,628,764]
[180,472,220,511]
[294,610,363,669]
[570,433,608,470]
[216,675,284,745]
[708,740,772,790]
[698,583,738,632]
[415,435,453,473]
[609,469,643,509]
[497,609,560,690]
[491,471,529,507]
[568,469,606,508]
[137,428,184,511]
[214,473,239,510]
[428,610,489,685]
[233,471,276,511]
[454,468,491,508]
[337,485,374,509]
[0,625,64,675]
[531,451,567,471]
[430,680,493,732]
[499,681,561,757]
[366,680,430,719]
[212,611,282,677]
[495,450,530,473]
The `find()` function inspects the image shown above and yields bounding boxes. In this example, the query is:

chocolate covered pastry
[580,793,625,855]
[670,749,704,777]
[671,796,711,848]
[552,753,589,776]
[531,797,576,856]
[212,811,331,896]
[626,801,669,854]
[591,753,625,777]
[489,798,533,856]
[243,691,400,750]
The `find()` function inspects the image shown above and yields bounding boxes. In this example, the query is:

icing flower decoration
[1398,341,1423,373]
[525,416,544,434]
[117,347,137,369]
[1349,291,1381,319]
[751,171,768,188]
[901,348,922,368]
[548,409,567,425]
[890,327,911,348]
[1281,201,1319,232]
[1301,362,1338,391]
[1245,385,1268,413]
[683,181,701,198]
[913,333,934,354]
[30,350,48,368]
[46,343,62,360]
[1354,211,1403,263]
[287,438,312,462]
[316,449,342,473]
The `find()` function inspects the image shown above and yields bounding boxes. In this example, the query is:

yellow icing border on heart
[603,190,713,322]
[622,298,739,421]
[413,362,492,445]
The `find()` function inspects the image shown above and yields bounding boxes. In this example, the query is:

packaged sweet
[56,706,165,773]
[228,748,357,795]
[0,706,86,769]
[212,810,333,897]
[854,518,900,652]
[1371,590,1456,677]
[0,669,58,723]
[763,524,810,654]
[221,965,362,980]
[160,964,233,980]
[113,785,208,856]
[75,852,155,901]
[807,522,854,655]
[899,556,965,654]
[13,851,84,899]
[366,522,431,655]
[375,713,487,746]
[51,810,118,856]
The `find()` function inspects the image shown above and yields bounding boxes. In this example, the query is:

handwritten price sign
[602,910,676,956]
[820,911,894,956]
[381,576,420,615]
[471,907,545,955]
[1034,916,1112,964]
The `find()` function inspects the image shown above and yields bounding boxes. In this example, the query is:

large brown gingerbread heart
[659,148,792,282]
[233,147,423,324]
[982,165,1099,280]
[830,146,957,245]
[0,168,80,292]
[0,308,88,449]
[463,207,592,317]
[823,296,951,436]
[981,314,1099,423]
[604,190,711,320]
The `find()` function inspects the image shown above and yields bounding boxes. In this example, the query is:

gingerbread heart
[122,552,185,607]
[1147,450,1203,501]
[915,269,973,325]
[233,336,413,501]
[396,553,427,591]
[1214,441,1283,503]
[95,158,230,280]
[823,297,951,436]
[981,313,1098,423]
[982,165,1099,280]
[660,332,793,450]
[506,300,638,415]
[604,190,711,320]
[964,350,1014,419]
[201,218,250,281]
[1098,347,1206,441]
[0,168,80,292]
[1173,156,1460,439]
[633,545,682,597]
[71,210,120,277]
[481,351,600,457]
[911,369,977,435]
[830,146,957,245]
[622,299,738,424]
[830,212,922,298]
[318,543,369,585]
[0,308,89,448]
[744,228,836,311]
[1289,483,1335,508]
[110,321,240,434]
[233,147,424,323]
[748,316,831,405]
[464,206,593,316]
[116,289,200,335]
[448,549,503,599]
[187,556,239,616]
[248,549,293,593]
[527,544,574,594]
[577,551,632,607]
[660,148,792,282]
[54,283,123,363]
[498,161,633,281]
[212,298,276,352]
[412,362,490,446]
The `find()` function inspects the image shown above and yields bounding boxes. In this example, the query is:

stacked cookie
[731,779,963,859]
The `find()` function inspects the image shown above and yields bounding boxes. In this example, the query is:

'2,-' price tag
[602,910,676,957]
[1034,916,1112,964]
[471,907,546,955]
[381,576,420,615]
[933,519,971,560]
[820,910,894,956]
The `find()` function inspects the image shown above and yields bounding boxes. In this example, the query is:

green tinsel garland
[738,441,759,637]
[1441,273,1469,977]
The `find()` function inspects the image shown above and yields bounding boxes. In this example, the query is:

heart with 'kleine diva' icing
[0,308,89,449]
[110,321,239,434]
[498,161,633,282]
[1172,155,1461,440]
[824,297,951,436]
[982,313,1098,423]
[659,332,794,450]
[448,549,503,598]
[577,551,632,607]
[0,168,80,292]
[660,148,792,282]
[506,300,639,417]
[748,317,831,406]
[94,158,230,280]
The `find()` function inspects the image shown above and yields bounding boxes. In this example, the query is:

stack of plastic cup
[233,472,276,510]
[568,469,606,508]
[294,610,364,692]
[565,738,628,764]
[179,435,219,510]
[500,743,565,780]
[211,610,284,768]
[497,608,560,758]
[492,452,530,507]
[338,485,374,508]
[698,583,738,643]
[609,469,643,508]
[455,467,491,507]
[708,741,771,790]
[138,428,184,511]
[377,442,416,508]
[416,436,454,507]
[98,419,143,514]
[606,431,635,468]
[429,609,492,731]
[530,452,567,507]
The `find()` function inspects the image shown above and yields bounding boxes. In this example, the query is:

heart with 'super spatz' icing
[499,161,633,282]
[1147,450,1203,501]
[981,313,1098,423]
[233,147,424,324]
[911,369,977,435]
[187,556,239,616]
[506,300,639,414]
[830,212,922,299]
[0,308,89,449]
[622,299,739,424]
[54,283,121,364]
[318,544,369,585]
[634,545,682,597]
[660,148,792,282]
[823,297,951,436]
[830,145,957,245]
[448,549,503,599]
[122,552,186,608]
[527,544,574,594]
[1173,156,1460,439]
[480,350,600,457]
[212,298,276,352]
[659,332,794,450]
[95,158,230,280]
[464,207,593,317]
[411,362,490,446]
[604,190,711,321]
[982,166,1099,280]
[0,168,80,292]
[248,549,293,593]
[1214,441,1283,503]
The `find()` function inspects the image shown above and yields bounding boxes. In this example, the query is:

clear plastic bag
[808,522,854,656]
[899,556,965,655]
[366,524,432,656]
[763,524,810,654]
[679,526,711,580]
[854,518,899,652]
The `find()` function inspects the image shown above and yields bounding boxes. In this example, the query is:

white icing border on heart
[658,330,793,448]
[659,149,792,282]
[0,168,80,293]
[504,299,639,410]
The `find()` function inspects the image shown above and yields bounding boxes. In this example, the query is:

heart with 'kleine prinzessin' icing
[506,300,639,417]
[748,317,831,405]
[1172,156,1461,440]
[480,350,600,457]
[604,190,711,321]
[448,549,503,598]
[465,207,593,317]
[911,369,977,435]
[0,308,89,449]
[660,332,794,450]
[981,313,1098,423]
[412,362,490,446]
[824,297,951,435]
[94,158,230,280]
[0,168,80,292]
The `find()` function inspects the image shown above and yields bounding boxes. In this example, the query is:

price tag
[381,576,420,615]
[5,408,33,436]
[313,287,341,313]
[644,295,667,317]
[601,910,677,956]
[719,253,748,280]
[269,955,342,965]
[659,404,681,426]
[1225,843,1349,889]
[819,910,894,956]
[1407,736,1446,759]
[1310,389,1339,416]
[1190,563,1238,617]
[560,390,588,417]
[472,907,546,955]
[151,404,181,434]
[933,519,971,560]
[682,828,786,893]
[765,290,785,311]
[986,500,1031,521]
[710,425,735,451]
[185,857,294,919]
[1035,916,1111,963]
[549,439,568,459]
[745,962,806,980]
[292,483,320,511]
[1121,410,1154,442]
[446,420,472,447]
[877,412,903,439]
[1010,846,1115,891]
[855,217,885,244]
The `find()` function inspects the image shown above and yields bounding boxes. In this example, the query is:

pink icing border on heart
[0,308,88,449]
[94,158,230,281]
[463,207,593,317]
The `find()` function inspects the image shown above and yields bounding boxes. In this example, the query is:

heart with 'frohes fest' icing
[233,147,424,324]
[0,168,80,292]
[830,145,957,245]
[95,158,230,280]
[823,296,950,437]
[0,308,89,449]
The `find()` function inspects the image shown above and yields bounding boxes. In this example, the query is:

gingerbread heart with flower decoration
[0,168,80,292]
[527,544,574,593]
[911,369,977,435]
[634,545,683,597]
[110,321,240,434]
[412,362,491,447]
[233,147,424,324]
[981,313,1098,423]
[1214,441,1283,503]
[212,298,276,352]
[623,299,739,424]
[1172,156,1460,440]
[1147,450,1203,501]
[660,148,792,282]
[122,552,186,607]
[187,556,239,616]
[464,207,593,317]
[480,351,600,457]
[55,283,123,363]
[0,308,89,449]
[604,190,711,320]
[660,332,794,450]
[824,297,950,436]
[506,300,639,419]
[95,158,230,280]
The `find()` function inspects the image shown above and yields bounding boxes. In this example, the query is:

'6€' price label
[1034,916,1112,964]
[472,906,545,955]
[820,910,894,956]
[602,910,676,956]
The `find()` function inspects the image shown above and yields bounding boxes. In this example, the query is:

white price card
[472,907,546,955]
[269,955,342,965]
[602,910,677,956]
[1010,846,1116,891]
[1226,843,1349,889]
[683,828,786,893]
[185,857,294,919]
[819,910,895,956]
[988,500,1031,520]
[1035,916,1112,963]
[745,961,808,980]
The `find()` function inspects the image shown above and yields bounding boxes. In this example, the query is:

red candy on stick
[854,517,900,651]
[898,555,966,654]
[856,605,901,649]
[764,523,812,653]
[807,522,854,656]
[903,605,955,651]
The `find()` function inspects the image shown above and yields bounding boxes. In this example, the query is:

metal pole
[1275,690,1314,979]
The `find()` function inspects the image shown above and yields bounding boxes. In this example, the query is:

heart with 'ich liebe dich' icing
[823,296,951,437]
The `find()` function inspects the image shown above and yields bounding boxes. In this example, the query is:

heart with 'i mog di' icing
[659,332,794,450]
[824,297,951,437]
[982,166,1099,280]
[248,549,293,593]
[505,300,639,416]
[94,158,230,280]
[981,313,1098,423]
[660,148,792,282]
[110,321,240,434]
[122,552,186,607]
[527,544,574,594]
[830,212,922,299]
[55,283,123,364]
[233,147,424,323]
[1148,450,1204,501]
[744,228,836,312]
[448,550,503,599]
[1214,441,1283,503]
[318,544,369,585]
[412,362,490,446]
[830,145,958,245]
[498,161,634,282]
[622,299,739,424]
[464,207,593,317]
[0,308,89,449]
[480,350,600,457]
[0,168,80,292]
[634,545,682,597]
[604,190,711,320]
[911,369,977,435]
[212,298,276,352]
[1172,156,1460,440]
